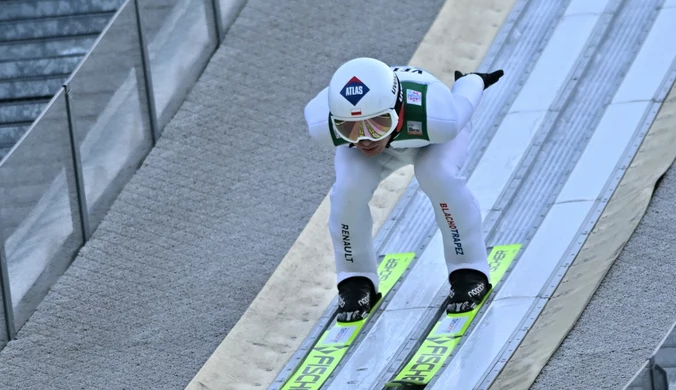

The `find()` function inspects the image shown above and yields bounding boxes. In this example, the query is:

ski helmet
[328,57,404,143]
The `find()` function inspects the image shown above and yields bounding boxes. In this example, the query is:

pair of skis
[280,244,522,389]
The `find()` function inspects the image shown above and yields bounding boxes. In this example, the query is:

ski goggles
[331,108,399,143]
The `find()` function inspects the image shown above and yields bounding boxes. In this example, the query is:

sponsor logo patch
[435,317,467,335]
[407,121,422,135]
[325,325,356,344]
[340,76,370,106]
[406,89,422,106]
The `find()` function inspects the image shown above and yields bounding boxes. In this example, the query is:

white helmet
[328,57,404,143]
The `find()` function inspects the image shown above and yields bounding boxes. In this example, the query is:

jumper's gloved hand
[454,70,504,90]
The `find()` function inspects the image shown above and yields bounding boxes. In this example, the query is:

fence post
[211,0,224,46]
[0,219,16,342]
[63,85,92,242]
[133,0,160,145]
[650,358,669,390]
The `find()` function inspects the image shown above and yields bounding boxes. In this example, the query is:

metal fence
[0,0,246,348]
[625,320,676,389]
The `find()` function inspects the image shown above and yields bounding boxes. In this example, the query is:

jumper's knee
[415,158,462,194]
[329,174,378,210]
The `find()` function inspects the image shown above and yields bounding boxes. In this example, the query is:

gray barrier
[625,321,676,389]
[0,0,248,347]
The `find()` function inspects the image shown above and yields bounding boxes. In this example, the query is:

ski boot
[336,276,382,322]
[447,268,491,313]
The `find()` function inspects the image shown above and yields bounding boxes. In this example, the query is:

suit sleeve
[304,87,337,148]
[426,74,484,143]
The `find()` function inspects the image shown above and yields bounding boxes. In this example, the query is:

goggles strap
[385,77,405,148]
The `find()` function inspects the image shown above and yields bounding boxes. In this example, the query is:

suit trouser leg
[413,129,490,282]
[329,146,411,291]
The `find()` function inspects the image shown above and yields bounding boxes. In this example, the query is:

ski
[384,244,522,387]
[281,252,416,390]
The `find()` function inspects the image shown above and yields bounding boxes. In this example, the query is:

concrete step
[0,74,67,101]
[0,146,12,161]
[0,100,49,124]
[0,55,82,80]
[0,123,30,163]
[0,0,123,22]
[0,34,98,61]
[0,123,31,147]
[0,12,114,42]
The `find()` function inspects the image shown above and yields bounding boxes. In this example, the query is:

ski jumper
[304,66,490,292]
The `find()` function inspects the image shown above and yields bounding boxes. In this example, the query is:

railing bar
[63,85,91,241]
[133,0,160,146]
[0,216,16,341]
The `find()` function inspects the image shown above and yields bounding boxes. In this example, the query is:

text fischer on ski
[305,57,504,322]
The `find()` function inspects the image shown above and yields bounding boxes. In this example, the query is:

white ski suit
[304,66,490,292]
